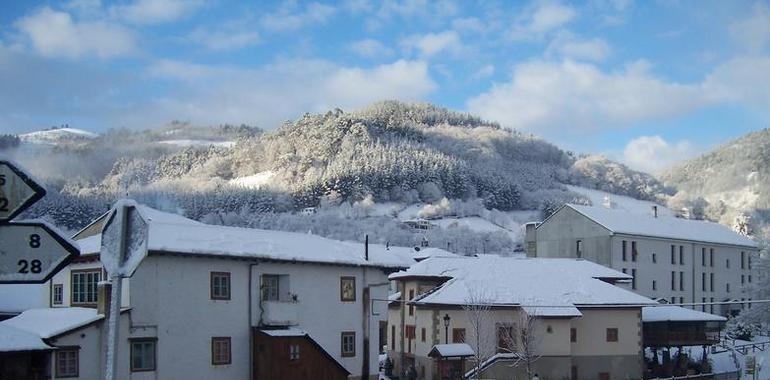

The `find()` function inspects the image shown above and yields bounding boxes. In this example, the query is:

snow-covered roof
[78,204,442,269]
[565,204,757,248]
[642,306,727,323]
[391,256,654,315]
[429,343,475,358]
[0,324,53,352]
[0,307,103,339]
[259,328,307,337]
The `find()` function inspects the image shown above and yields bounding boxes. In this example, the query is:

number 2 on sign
[18,260,42,274]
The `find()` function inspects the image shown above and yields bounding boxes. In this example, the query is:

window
[576,240,583,258]
[53,284,63,305]
[341,332,356,357]
[702,297,706,312]
[741,251,745,269]
[606,328,618,342]
[748,256,752,270]
[742,275,745,284]
[621,268,627,274]
[420,328,426,342]
[680,297,684,304]
[570,328,577,343]
[702,273,707,291]
[210,272,231,300]
[497,324,514,353]
[726,259,730,269]
[702,248,706,266]
[571,366,578,380]
[622,240,627,261]
[56,348,78,378]
[710,249,714,267]
[671,271,676,290]
[670,245,676,264]
[679,271,684,291]
[671,296,676,304]
[631,241,637,262]
[261,275,279,301]
[679,246,684,265]
[710,273,714,292]
[289,344,300,361]
[340,277,356,302]
[726,283,730,293]
[408,290,415,316]
[749,275,752,283]
[211,337,231,365]
[631,269,636,290]
[652,280,656,291]
[391,325,395,350]
[710,297,714,313]
[452,328,466,343]
[405,325,415,340]
[130,338,156,372]
[652,253,657,263]
[71,269,101,306]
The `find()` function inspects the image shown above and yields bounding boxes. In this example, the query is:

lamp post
[443,313,451,343]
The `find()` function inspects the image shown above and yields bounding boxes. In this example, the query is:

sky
[0,0,769,173]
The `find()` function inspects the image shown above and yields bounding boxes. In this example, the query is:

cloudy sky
[1,0,769,173]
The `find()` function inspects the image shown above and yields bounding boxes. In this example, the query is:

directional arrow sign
[0,222,80,284]
[0,160,46,222]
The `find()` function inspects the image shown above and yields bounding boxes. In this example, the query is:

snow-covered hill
[19,127,98,145]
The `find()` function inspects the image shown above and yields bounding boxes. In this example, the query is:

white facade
[532,204,759,316]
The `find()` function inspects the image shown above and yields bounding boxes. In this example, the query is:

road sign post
[0,159,79,284]
[100,200,148,380]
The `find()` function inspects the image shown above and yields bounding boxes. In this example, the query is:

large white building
[1,204,441,380]
[527,204,758,316]
[387,255,656,380]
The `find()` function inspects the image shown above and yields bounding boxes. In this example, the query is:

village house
[0,204,441,380]
[526,204,758,316]
[387,255,657,380]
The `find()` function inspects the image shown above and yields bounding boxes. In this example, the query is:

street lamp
[443,313,451,343]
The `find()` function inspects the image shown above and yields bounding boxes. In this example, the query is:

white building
[387,255,656,380]
[1,204,439,380]
[527,204,759,316]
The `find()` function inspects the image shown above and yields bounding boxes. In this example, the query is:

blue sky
[1,0,769,173]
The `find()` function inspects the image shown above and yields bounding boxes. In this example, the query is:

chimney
[97,281,112,315]
[652,205,658,218]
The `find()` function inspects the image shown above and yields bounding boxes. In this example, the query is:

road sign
[100,200,148,278]
[0,160,46,222]
[0,221,80,284]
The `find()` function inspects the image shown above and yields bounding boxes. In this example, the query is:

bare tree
[498,307,543,380]
[462,286,495,380]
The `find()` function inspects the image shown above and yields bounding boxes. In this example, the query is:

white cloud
[471,64,495,79]
[546,32,611,61]
[703,56,770,109]
[142,59,436,128]
[15,7,135,59]
[188,27,260,51]
[401,31,462,57]
[349,39,393,58]
[730,2,770,53]
[623,135,697,174]
[510,2,577,40]
[111,0,203,24]
[260,2,336,32]
[467,59,709,133]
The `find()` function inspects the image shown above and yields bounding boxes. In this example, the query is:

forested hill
[660,128,770,238]
[6,102,667,238]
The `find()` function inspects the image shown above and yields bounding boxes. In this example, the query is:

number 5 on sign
[0,222,79,284]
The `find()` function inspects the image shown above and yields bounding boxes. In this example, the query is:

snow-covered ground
[229,171,276,189]
[157,139,235,148]
[19,128,98,144]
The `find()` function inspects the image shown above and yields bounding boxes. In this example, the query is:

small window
[261,275,279,301]
[726,283,730,293]
[679,271,684,291]
[452,328,466,343]
[405,325,415,339]
[621,240,627,261]
[710,297,714,313]
[289,344,300,361]
[340,276,356,302]
[652,280,656,291]
[631,269,637,290]
[130,338,156,372]
[710,249,714,267]
[671,271,676,290]
[71,270,101,306]
[652,253,657,263]
[56,348,79,378]
[702,272,707,291]
[53,284,63,305]
[341,332,356,357]
[606,328,618,342]
[621,268,627,274]
[631,241,637,262]
[408,289,415,316]
[211,337,231,365]
[742,275,745,284]
[391,325,396,350]
[702,248,706,266]
[576,240,583,258]
[671,245,676,264]
[570,328,577,343]
[679,246,684,265]
[702,297,706,312]
[210,272,231,300]
[421,328,426,342]
[726,259,730,269]
[680,297,684,304]
[710,273,714,292]
[741,251,745,269]
[546,325,553,333]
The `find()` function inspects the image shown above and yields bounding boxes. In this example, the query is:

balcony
[260,301,299,326]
